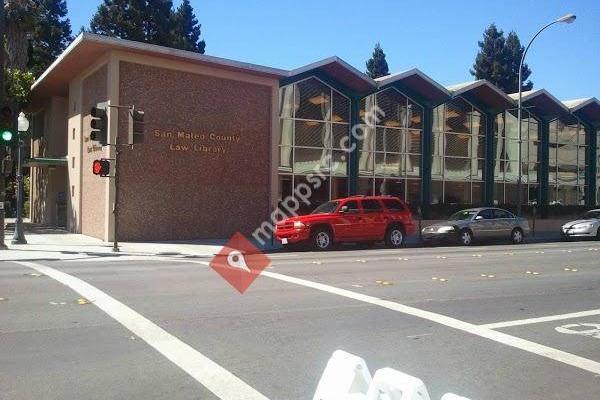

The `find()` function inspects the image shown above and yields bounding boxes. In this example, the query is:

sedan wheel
[459,229,473,246]
[312,229,332,251]
[385,227,404,248]
[511,228,524,244]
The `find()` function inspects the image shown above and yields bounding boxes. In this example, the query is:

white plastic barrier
[313,350,372,400]
[314,350,472,400]
[365,367,430,400]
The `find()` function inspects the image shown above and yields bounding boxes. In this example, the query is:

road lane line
[15,261,269,400]
[254,269,600,375]
[480,309,600,330]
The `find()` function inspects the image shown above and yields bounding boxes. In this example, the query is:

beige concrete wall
[80,65,109,239]
[113,55,279,241]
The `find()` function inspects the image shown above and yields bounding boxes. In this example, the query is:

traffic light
[128,108,145,145]
[92,159,110,177]
[90,106,108,146]
[1,106,16,147]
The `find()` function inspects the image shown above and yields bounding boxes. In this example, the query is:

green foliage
[5,68,35,107]
[366,42,389,79]
[173,0,205,53]
[28,0,73,77]
[89,0,206,53]
[470,24,533,93]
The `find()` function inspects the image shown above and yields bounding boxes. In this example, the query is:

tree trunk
[5,22,28,69]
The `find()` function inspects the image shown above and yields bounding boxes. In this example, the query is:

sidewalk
[1,221,226,261]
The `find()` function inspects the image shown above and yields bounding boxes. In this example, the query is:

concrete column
[483,112,495,206]
[348,96,360,195]
[420,106,433,216]
[539,119,550,209]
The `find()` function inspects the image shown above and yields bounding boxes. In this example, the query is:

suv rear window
[361,199,382,212]
[382,199,405,212]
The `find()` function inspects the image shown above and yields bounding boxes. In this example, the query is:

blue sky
[67,0,599,100]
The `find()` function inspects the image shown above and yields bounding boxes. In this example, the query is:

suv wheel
[511,228,524,244]
[459,229,473,246]
[385,226,404,248]
[311,228,332,251]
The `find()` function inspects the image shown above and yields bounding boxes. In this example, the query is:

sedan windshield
[311,201,339,214]
[581,210,600,219]
[449,210,478,221]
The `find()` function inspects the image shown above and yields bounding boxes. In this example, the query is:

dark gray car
[422,207,530,246]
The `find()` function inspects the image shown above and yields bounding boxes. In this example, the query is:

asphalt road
[1,240,600,400]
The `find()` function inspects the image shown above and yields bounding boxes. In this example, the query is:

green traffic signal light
[1,129,14,142]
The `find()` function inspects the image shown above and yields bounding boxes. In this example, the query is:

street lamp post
[12,112,29,244]
[517,13,576,216]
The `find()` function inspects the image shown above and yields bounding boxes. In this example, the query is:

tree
[470,24,506,90]
[90,0,146,42]
[366,42,389,79]
[28,0,72,77]
[471,24,533,93]
[503,31,533,93]
[144,0,174,47]
[172,0,205,53]
[4,0,38,69]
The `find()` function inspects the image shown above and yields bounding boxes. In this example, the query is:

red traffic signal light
[92,159,110,177]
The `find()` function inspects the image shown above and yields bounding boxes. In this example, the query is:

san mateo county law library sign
[153,128,242,155]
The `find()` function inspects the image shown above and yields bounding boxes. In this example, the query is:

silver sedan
[561,209,600,240]
[422,207,530,246]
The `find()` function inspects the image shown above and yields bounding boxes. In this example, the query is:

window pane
[445,98,470,134]
[295,120,330,147]
[358,178,374,195]
[279,85,294,118]
[279,118,293,146]
[279,146,292,170]
[376,88,408,128]
[295,78,331,121]
[374,153,386,176]
[384,128,403,153]
[408,101,423,130]
[445,181,471,204]
[445,133,472,158]
[294,176,330,214]
[406,130,421,154]
[384,153,402,176]
[331,177,348,199]
[294,148,330,173]
[332,91,349,123]
[331,151,348,176]
[444,157,471,180]
[406,154,420,177]
[359,151,373,174]
[332,123,349,150]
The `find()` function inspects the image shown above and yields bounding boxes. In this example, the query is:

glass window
[278,78,350,210]
[359,88,423,202]
[361,199,382,212]
[342,200,359,212]
[477,209,495,219]
[494,209,513,219]
[382,198,406,212]
[311,201,339,214]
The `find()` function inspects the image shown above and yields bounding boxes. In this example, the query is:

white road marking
[481,309,600,329]
[556,323,600,339]
[15,261,269,400]
[253,269,600,375]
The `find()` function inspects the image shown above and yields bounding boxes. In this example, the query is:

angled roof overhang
[31,33,288,100]
[375,68,451,106]
[446,80,514,114]
[283,57,376,96]
[562,98,600,128]
[508,89,571,122]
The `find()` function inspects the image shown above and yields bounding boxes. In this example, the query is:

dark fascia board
[508,89,571,121]
[284,56,376,97]
[375,68,451,107]
[563,97,600,128]
[446,80,515,114]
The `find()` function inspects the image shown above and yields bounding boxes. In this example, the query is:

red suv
[275,196,416,250]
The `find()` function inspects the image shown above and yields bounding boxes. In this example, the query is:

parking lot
[1,240,600,399]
